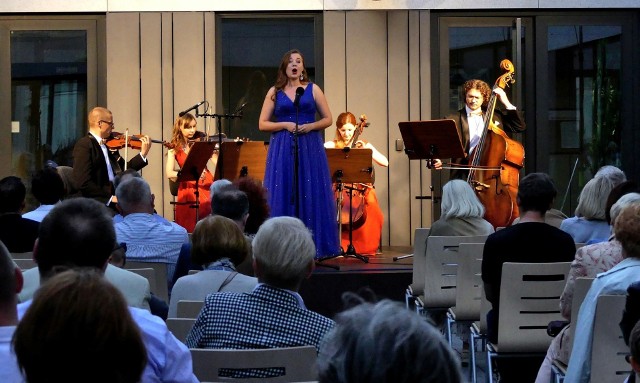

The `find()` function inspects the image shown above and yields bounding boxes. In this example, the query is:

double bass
[467,59,525,228]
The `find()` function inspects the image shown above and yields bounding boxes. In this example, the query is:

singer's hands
[285,122,310,134]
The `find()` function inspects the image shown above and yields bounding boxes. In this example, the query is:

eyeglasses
[99,120,115,128]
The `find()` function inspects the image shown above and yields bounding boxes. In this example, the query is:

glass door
[0,18,99,209]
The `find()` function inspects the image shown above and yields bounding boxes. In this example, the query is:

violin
[105,132,173,150]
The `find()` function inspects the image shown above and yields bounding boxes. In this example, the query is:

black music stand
[394,119,465,261]
[213,141,268,182]
[176,141,216,227]
[321,148,373,263]
[398,119,465,166]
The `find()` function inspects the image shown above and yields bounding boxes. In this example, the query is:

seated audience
[0,176,39,253]
[621,280,640,346]
[233,176,270,236]
[112,169,169,224]
[317,298,462,383]
[564,202,640,382]
[430,179,494,236]
[115,177,188,288]
[22,167,64,222]
[0,241,23,382]
[13,269,146,383]
[560,165,625,243]
[624,313,640,383]
[17,198,198,382]
[535,192,640,382]
[186,216,334,376]
[169,215,257,317]
[481,173,575,382]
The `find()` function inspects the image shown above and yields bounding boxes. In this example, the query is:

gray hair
[210,179,232,196]
[318,300,463,383]
[595,165,626,185]
[575,174,620,220]
[610,193,640,226]
[441,179,485,219]
[115,177,152,213]
[251,216,315,289]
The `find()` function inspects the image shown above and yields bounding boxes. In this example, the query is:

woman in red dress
[324,112,388,255]
[165,113,215,232]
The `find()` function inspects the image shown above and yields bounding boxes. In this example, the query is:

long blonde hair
[170,113,197,153]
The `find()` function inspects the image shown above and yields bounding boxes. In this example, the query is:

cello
[467,59,525,228]
[338,114,370,231]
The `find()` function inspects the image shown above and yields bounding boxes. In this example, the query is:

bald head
[88,107,114,138]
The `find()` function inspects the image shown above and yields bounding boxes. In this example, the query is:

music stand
[176,141,216,227]
[398,119,465,165]
[322,148,373,263]
[213,141,268,182]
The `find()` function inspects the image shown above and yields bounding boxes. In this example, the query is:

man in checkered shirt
[186,216,334,377]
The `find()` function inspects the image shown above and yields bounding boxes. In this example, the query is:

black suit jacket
[445,107,526,179]
[0,213,39,253]
[72,134,147,203]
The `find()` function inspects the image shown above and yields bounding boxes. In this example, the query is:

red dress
[174,148,213,233]
[338,185,383,255]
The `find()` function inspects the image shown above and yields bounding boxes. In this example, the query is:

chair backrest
[422,235,488,308]
[190,346,318,382]
[10,251,33,260]
[126,267,156,292]
[567,277,594,356]
[125,261,169,302]
[12,258,36,270]
[177,300,205,318]
[451,242,485,320]
[410,228,430,291]
[166,318,196,344]
[590,294,630,383]
[497,262,571,352]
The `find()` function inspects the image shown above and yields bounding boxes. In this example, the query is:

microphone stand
[197,106,244,180]
[292,101,300,218]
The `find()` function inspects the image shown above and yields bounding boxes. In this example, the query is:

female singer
[324,112,388,255]
[165,113,214,232]
[258,49,340,258]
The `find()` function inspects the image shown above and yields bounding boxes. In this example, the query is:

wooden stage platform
[299,246,413,318]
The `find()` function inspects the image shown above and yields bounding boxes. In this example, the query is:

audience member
[564,202,640,382]
[233,176,270,236]
[169,215,257,317]
[430,179,494,236]
[0,241,24,382]
[560,165,626,243]
[16,197,198,382]
[112,169,169,224]
[186,216,334,377]
[621,280,640,346]
[115,177,188,288]
[535,192,640,382]
[481,172,575,382]
[318,298,463,383]
[0,176,39,253]
[624,309,640,383]
[13,269,146,383]
[22,167,64,222]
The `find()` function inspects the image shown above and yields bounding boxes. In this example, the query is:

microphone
[178,101,206,117]
[293,87,304,107]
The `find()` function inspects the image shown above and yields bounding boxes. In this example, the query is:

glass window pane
[11,30,88,209]
[546,25,622,214]
[220,17,316,142]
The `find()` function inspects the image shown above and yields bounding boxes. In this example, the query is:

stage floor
[299,246,413,318]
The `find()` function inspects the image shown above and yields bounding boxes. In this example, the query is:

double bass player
[434,78,526,179]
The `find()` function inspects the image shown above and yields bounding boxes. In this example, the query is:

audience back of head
[0,176,26,213]
[604,181,639,224]
[233,176,270,235]
[252,216,314,290]
[575,166,625,220]
[31,167,64,205]
[191,215,249,267]
[614,202,640,259]
[517,172,557,213]
[115,177,153,214]
[318,298,462,383]
[12,268,147,383]
[36,198,115,279]
[211,185,250,223]
[440,179,485,219]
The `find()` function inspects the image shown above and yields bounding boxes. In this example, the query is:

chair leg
[486,348,494,383]
[445,313,454,346]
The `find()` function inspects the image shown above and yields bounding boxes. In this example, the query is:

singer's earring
[300,74,304,81]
